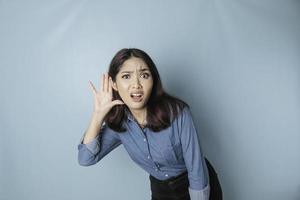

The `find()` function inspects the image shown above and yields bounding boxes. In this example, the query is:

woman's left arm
[179,107,210,200]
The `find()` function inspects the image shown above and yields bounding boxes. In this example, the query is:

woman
[78,48,211,200]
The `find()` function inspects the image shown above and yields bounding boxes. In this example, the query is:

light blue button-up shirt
[78,106,210,200]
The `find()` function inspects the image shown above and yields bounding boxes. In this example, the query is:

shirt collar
[124,107,149,129]
[124,106,136,122]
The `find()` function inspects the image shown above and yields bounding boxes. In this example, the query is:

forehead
[120,57,149,71]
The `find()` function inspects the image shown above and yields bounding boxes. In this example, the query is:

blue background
[1,0,299,199]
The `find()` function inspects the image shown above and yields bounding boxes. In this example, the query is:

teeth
[131,94,142,97]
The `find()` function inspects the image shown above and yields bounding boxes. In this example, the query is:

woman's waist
[150,170,188,184]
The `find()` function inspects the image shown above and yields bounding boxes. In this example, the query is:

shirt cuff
[188,184,210,200]
[79,135,100,155]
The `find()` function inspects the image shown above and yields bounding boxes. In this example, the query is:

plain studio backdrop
[0,0,299,200]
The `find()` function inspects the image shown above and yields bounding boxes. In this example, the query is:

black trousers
[150,170,190,200]
[149,158,222,200]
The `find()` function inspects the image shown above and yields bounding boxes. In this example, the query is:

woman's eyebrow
[121,68,150,74]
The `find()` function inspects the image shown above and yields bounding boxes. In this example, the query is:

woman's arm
[78,73,124,166]
[82,112,106,144]
[179,107,210,200]
[77,112,121,166]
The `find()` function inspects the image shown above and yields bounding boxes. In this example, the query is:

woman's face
[112,57,153,112]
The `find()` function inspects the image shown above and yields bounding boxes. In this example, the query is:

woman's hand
[89,73,124,117]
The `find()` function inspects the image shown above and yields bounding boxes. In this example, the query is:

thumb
[112,100,125,106]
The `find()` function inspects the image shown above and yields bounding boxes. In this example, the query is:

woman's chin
[127,102,147,110]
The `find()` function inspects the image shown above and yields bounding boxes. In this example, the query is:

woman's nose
[132,75,142,87]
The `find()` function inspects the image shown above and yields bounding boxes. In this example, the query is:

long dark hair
[105,48,189,132]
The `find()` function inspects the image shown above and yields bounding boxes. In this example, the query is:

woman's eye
[122,74,130,79]
[142,73,150,78]
[121,73,150,79]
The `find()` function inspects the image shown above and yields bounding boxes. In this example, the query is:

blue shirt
[78,106,210,200]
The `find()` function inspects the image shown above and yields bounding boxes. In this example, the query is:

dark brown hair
[105,48,189,132]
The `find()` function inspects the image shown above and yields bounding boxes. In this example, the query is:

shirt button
[165,174,169,177]
[147,155,151,159]
[155,168,158,171]
[143,138,146,142]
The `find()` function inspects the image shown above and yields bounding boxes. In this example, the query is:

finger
[101,73,104,92]
[104,72,109,92]
[108,76,112,94]
[112,100,125,106]
[117,100,125,104]
[89,80,97,96]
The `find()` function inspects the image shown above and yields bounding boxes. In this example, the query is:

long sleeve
[77,122,122,166]
[179,107,210,200]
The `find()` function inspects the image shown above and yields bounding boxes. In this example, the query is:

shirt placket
[131,120,165,176]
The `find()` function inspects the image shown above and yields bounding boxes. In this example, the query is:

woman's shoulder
[170,104,191,123]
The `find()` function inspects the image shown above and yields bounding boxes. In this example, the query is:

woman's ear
[111,81,118,91]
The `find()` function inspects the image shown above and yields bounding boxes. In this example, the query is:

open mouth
[130,93,144,102]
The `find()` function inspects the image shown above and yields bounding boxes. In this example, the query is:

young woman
[78,48,211,200]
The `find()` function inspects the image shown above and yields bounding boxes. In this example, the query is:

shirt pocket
[162,143,183,165]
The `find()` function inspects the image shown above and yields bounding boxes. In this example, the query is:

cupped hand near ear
[88,72,124,116]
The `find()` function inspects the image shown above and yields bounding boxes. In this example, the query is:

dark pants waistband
[149,170,188,185]
[149,170,190,200]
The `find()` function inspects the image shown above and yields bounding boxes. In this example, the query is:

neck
[129,107,147,124]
